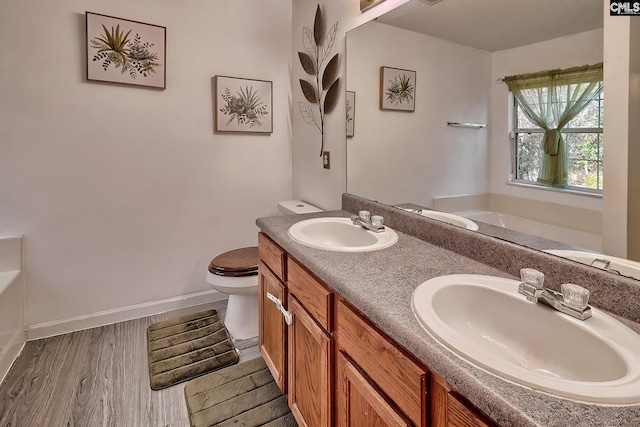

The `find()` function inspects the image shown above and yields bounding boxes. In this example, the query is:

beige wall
[627,19,640,261]
[0,0,293,327]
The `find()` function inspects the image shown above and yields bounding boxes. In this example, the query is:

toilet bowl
[206,247,259,340]
[206,201,322,340]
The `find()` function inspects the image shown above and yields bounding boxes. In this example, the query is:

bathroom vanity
[258,231,495,427]
[256,194,640,427]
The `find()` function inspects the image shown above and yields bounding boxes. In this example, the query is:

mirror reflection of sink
[544,249,640,280]
[400,208,479,231]
[288,217,398,252]
[412,274,640,404]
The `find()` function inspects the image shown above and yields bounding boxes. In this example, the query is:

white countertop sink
[544,249,640,281]
[401,208,479,231]
[412,274,640,405]
[288,217,398,252]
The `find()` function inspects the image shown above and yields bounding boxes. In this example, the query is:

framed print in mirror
[346,91,356,137]
[360,0,388,12]
[380,66,416,112]
[86,12,166,89]
[214,76,273,134]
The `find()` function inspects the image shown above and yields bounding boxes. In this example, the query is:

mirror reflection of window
[507,64,604,193]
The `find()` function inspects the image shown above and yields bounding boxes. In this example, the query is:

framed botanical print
[214,76,273,134]
[86,12,166,89]
[380,66,416,112]
[346,91,356,137]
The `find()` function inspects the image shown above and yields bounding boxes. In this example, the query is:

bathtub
[456,210,602,252]
[0,235,25,384]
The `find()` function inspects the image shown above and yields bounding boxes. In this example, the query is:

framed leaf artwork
[380,66,416,112]
[346,91,356,137]
[86,12,166,89]
[214,76,273,134]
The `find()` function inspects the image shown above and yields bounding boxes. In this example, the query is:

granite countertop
[257,210,640,427]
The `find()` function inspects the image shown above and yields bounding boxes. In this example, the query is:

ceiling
[376,0,604,52]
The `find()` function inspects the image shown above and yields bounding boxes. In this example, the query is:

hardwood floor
[0,300,260,427]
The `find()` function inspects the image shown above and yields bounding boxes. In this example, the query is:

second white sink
[412,274,640,404]
[288,217,398,252]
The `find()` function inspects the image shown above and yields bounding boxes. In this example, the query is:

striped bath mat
[147,309,239,390]
[185,356,296,426]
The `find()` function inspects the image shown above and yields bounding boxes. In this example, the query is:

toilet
[206,200,322,340]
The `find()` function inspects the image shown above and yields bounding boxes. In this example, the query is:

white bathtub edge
[0,339,25,386]
[25,289,227,341]
[456,210,602,252]
[0,268,25,386]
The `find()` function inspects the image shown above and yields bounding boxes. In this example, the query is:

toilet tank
[277,200,323,215]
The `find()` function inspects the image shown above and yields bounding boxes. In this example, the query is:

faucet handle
[561,283,590,310]
[520,268,545,289]
[371,215,384,228]
[358,210,371,221]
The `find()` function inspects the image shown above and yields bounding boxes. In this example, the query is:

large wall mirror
[344,0,640,281]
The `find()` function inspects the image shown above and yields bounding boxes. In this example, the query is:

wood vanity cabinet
[257,232,498,427]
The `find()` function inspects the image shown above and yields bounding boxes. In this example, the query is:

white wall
[602,15,630,258]
[0,0,293,327]
[489,29,604,213]
[346,22,490,207]
[291,0,411,210]
[602,13,640,260]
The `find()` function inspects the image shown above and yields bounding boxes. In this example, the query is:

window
[512,84,604,192]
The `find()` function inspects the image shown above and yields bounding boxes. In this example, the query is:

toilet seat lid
[209,246,259,277]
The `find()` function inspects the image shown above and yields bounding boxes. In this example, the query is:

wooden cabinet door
[336,352,413,427]
[431,372,497,427]
[258,262,287,394]
[288,296,332,427]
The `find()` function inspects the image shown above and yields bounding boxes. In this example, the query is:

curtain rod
[502,62,603,84]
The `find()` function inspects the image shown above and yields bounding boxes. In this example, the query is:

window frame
[510,90,604,195]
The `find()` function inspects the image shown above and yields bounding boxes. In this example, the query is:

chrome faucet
[351,210,386,233]
[591,258,621,275]
[518,268,592,321]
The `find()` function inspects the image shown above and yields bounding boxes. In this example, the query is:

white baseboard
[25,290,228,341]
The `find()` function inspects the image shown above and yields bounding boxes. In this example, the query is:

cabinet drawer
[258,232,287,281]
[287,256,333,332]
[337,299,428,427]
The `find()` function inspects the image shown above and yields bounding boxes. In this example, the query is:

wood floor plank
[0,300,260,427]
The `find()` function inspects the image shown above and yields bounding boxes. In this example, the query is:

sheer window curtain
[504,63,603,188]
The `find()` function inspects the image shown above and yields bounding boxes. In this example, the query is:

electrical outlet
[323,151,330,169]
